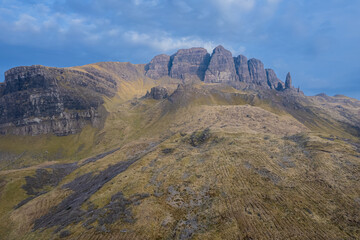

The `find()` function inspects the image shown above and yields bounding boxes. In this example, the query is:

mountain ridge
[0,45,299,137]
[0,45,359,240]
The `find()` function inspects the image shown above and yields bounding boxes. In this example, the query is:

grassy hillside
[0,64,359,239]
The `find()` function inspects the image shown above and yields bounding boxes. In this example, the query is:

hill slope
[0,46,359,239]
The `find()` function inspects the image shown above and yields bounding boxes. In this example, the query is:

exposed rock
[189,128,210,147]
[234,55,251,82]
[266,69,284,90]
[145,54,171,79]
[33,143,157,232]
[276,82,284,91]
[59,230,71,238]
[82,192,149,232]
[15,162,78,209]
[285,72,292,89]
[169,48,210,81]
[0,65,116,136]
[0,82,5,97]
[145,86,169,100]
[204,45,238,83]
[248,58,269,88]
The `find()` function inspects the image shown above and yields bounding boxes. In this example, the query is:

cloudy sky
[0,0,359,99]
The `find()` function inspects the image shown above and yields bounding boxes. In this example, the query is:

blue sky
[0,0,359,99]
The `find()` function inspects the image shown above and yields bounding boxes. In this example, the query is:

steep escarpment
[145,54,171,80]
[169,47,210,81]
[204,45,238,83]
[145,45,288,90]
[266,69,284,90]
[0,65,117,136]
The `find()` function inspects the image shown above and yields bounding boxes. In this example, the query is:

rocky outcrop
[145,86,169,100]
[285,72,292,89]
[234,55,251,82]
[0,82,5,97]
[144,46,294,92]
[0,65,116,136]
[145,54,171,79]
[169,48,210,81]
[204,45,238,83]
[248,58,269,88]
[266,69,284,90]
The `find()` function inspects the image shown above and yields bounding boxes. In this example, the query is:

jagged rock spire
[285,72,292,89]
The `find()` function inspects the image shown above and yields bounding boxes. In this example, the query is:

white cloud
[213,0,256,12]
[132,0,159,7]
[267,0,282,4]
[211,0,256,24]
[173,1,193,13]
[212,0,283,24]
[14,14,40,32]
[124,31,216,53]
[0,2,110,47]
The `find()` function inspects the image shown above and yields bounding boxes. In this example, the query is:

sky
[0,0,359,99]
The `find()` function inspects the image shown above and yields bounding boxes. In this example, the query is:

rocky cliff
[145,45,287,90]
[266,69,284,90]
[0,65,117,136]
[145,54,170,79]
[234,55,251,82]
[204,45,238,83]
[169,47,210,81]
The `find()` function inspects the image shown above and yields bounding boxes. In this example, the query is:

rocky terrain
[0,46,359,240]
[0,65,117,136]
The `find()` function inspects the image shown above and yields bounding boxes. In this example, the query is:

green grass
[0,125,98,170]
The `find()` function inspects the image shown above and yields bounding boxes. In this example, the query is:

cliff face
[204,45,238,83]
[234,55,251,82]
[0,65,116,136]
[145,54,170,79]
[248,58,268,88]
[145,45,288,90]
[169,47,210,81]
[266,69,284,90]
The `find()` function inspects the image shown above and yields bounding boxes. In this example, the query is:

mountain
[0,46,359,240]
